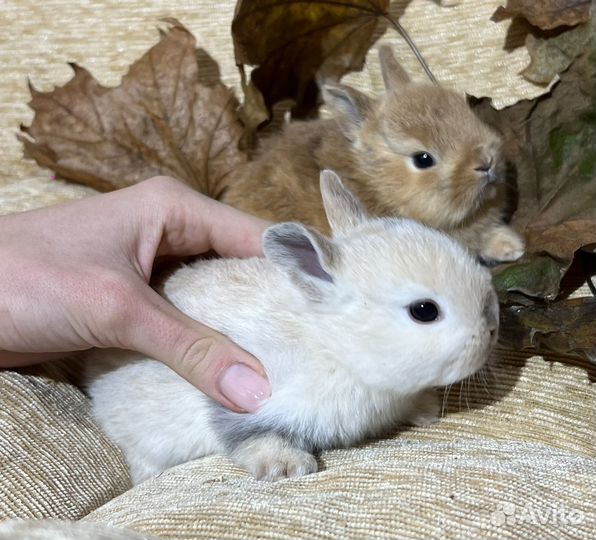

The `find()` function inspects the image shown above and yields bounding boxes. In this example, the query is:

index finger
[135,177,272,259]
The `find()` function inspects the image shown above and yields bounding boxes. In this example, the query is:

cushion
[0,368,131,520]
[82,440,596,540]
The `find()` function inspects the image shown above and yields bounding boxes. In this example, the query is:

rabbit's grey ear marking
[321,83,372,126]
[379,45,411,91]
[320,170,368,236]
[263,223,337,299]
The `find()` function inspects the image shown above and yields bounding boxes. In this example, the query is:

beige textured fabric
[0,368,131,520]
[84,441,596,540]
[81,350,595,539]
[0,178,95,216]
[0,519,158,540]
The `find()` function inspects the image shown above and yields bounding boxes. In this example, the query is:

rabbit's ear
[321,83,373,126]
[320,170,368,236]
[379,45,411,91]
[263,223,338,300]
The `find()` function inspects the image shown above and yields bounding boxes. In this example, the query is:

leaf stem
[382,13,437,85]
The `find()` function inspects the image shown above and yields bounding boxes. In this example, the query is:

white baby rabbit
[85,170,499,484]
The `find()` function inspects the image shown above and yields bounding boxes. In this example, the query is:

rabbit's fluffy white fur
[86,170,498,484]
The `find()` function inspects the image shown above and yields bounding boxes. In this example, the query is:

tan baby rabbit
[221,46,524,263]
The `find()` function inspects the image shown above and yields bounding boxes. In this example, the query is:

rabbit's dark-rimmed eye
[411,152,435,169]
[409,300,440,323]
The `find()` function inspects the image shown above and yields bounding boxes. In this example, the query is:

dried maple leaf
[19,20,246,198]
[495,0,592,30]
[232,0,391,119]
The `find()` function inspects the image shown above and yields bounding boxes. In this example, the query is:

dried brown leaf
[237,65,270,151]
[473,45,596,301]
[522,22,593,85]
[497,0,592,30]
[19,20,246,197]
[500,298,596,362]
[232,0,390,119]
[525,219,595,261]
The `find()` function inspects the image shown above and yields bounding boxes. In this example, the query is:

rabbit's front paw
[407,389,441,427]
[231,433,317,481]
[481,225,525,263]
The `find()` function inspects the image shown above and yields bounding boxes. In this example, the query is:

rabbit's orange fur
[221,48,524,262]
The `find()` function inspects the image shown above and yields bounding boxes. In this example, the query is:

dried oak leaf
[495,0,592,30]
[473,45,596,301]
[523,22,593,85]
[19,20,246,198]
[232,0,390,119]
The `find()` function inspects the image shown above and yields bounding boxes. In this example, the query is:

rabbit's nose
[475,163,497,184]
[484,290,499,334]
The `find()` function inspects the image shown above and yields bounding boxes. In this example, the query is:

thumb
[125,288,271,413]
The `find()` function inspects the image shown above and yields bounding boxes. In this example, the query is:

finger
[169,194,271,258]
[133,177,272,259]
[123,288,271,413]
[203,198,272,258]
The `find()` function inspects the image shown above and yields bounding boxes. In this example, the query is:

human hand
[0,176,271,412]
